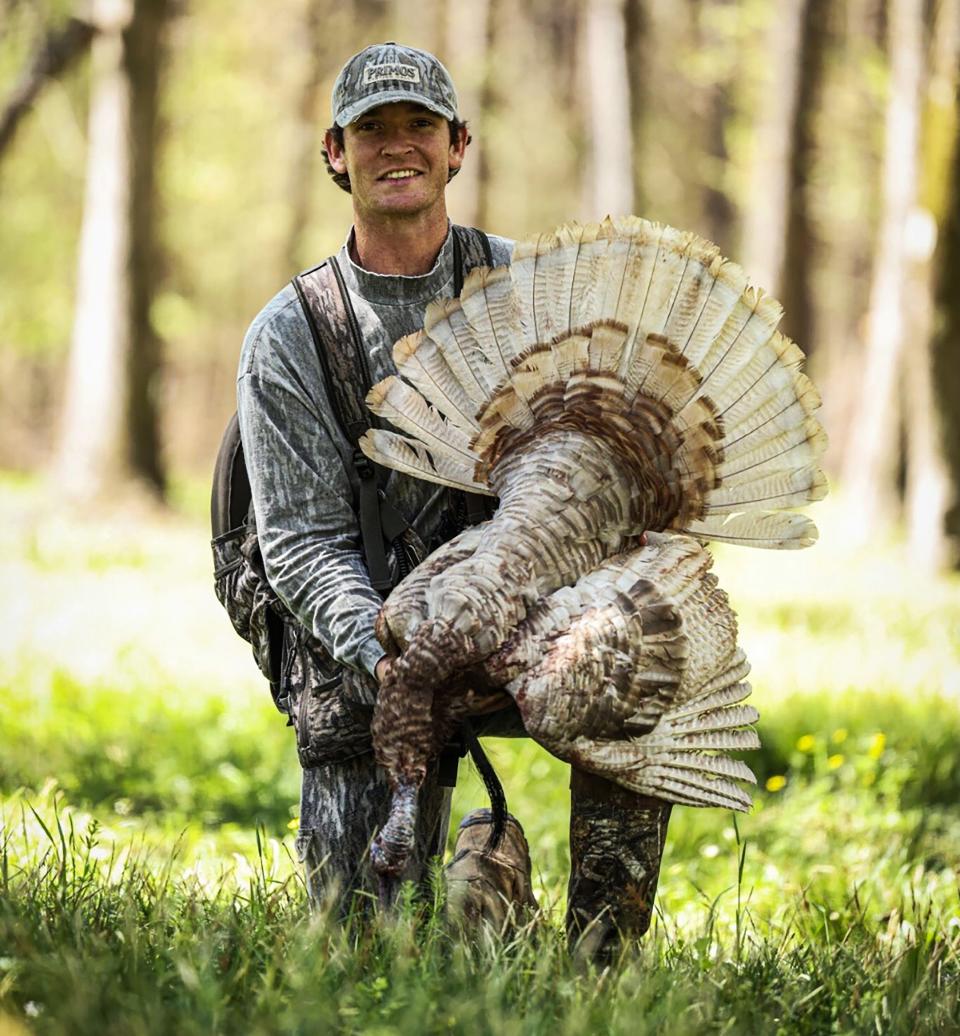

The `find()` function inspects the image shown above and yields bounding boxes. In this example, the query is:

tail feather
[704,465,828,513]
[682,511,818,548]
[422,297,491,404]
[366,377,478,467]
[579,737,756,811]
[359,429,493,494]
[641,772,754,812]
[459,266,524,387]
[392,331,480,434]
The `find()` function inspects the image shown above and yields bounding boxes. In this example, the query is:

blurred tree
[283,0,328,274]
[0,13,94,156]
[444,0,497,228]
[54,0,172,499]
[740,0,806,292]
[691,0,736,249]
[126,0,172,491]
[582,0,634,218]
[842,0,924,537]
[624,0,649,214]
[393,0,443,53]
[905,0,960,569]
[932,66,960,567]
[776,0,830,355]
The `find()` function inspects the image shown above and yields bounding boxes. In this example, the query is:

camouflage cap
[331,42,459,128]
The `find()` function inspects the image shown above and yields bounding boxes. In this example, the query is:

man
[237,42,670,960]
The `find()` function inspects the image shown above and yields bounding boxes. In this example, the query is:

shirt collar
[338,225,455,306]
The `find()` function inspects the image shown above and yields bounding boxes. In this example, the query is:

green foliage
[1,478,959,1031]
[0,783,958,1035]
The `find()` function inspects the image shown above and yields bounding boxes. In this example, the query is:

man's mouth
[380,169,422,180]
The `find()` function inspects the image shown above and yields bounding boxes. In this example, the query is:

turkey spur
[361,216,827,880]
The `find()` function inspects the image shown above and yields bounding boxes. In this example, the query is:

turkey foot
[370,780,419,880]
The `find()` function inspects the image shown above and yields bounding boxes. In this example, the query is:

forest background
[1,0,960,1033]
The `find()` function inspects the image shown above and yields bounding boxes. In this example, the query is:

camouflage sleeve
[237,303,386,679]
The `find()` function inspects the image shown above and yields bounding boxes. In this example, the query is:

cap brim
[335,91,457,127]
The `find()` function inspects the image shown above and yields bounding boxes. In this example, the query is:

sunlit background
[1,0,960,1030]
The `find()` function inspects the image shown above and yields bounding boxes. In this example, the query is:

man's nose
[381,130,414,154]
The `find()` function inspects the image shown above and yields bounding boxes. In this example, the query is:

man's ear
[448,124,468,173]
[325,129,348,174]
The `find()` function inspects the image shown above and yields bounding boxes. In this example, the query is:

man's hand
[375,656,394,684]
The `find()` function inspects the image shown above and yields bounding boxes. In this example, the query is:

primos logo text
[363,63,421,84]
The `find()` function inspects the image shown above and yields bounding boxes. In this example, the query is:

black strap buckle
[353,448,376,480]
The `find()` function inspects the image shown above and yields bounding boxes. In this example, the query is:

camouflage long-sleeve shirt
[237,226,513,679]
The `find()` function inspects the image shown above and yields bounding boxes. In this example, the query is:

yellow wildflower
[831,728,848,745]
[796,734,815,752]
[288,817,300,830]
[868,733,886,759]
[765,775,787,792]
[827,754,844,770]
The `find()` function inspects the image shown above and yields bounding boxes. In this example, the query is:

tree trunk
[582,0,634,219]
[55,0,170,499]
[284,0,326,272]
[55,0,133,498]
[624,0,649,215]
[445,0,495,229]
[778,0,831,355]
[691,0,735,251]
[842,0,924,538]
[932,93,960,565]
[124,0,170,492]
[908,0,960,569]
[740,0,806,292]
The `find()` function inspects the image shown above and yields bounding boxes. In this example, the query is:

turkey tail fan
[364,215,826,552]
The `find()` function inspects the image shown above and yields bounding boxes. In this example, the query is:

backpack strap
[452,224,495,295]
[291,227,497,593]
[292,258,407,595]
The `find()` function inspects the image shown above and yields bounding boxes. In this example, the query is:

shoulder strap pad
[292,258,372,444]
[452,225,494,296]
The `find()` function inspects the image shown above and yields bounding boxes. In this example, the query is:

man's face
[325,102,467,221]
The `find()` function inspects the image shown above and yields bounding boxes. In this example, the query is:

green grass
[1,476,959,1033]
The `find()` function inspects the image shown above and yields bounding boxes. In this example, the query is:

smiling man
[236,43,527,919]
[235,43,672,960]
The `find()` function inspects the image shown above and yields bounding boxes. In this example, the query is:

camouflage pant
[566,768,672,964]
[296,754,452,916]
[297,750,672,958]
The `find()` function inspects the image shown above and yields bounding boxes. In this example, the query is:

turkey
[360,216,827,883]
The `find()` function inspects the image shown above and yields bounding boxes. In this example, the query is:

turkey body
[361,217,827,879]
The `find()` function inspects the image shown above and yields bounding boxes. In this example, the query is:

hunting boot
[445,808,538,933]
[566,768,672,966]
